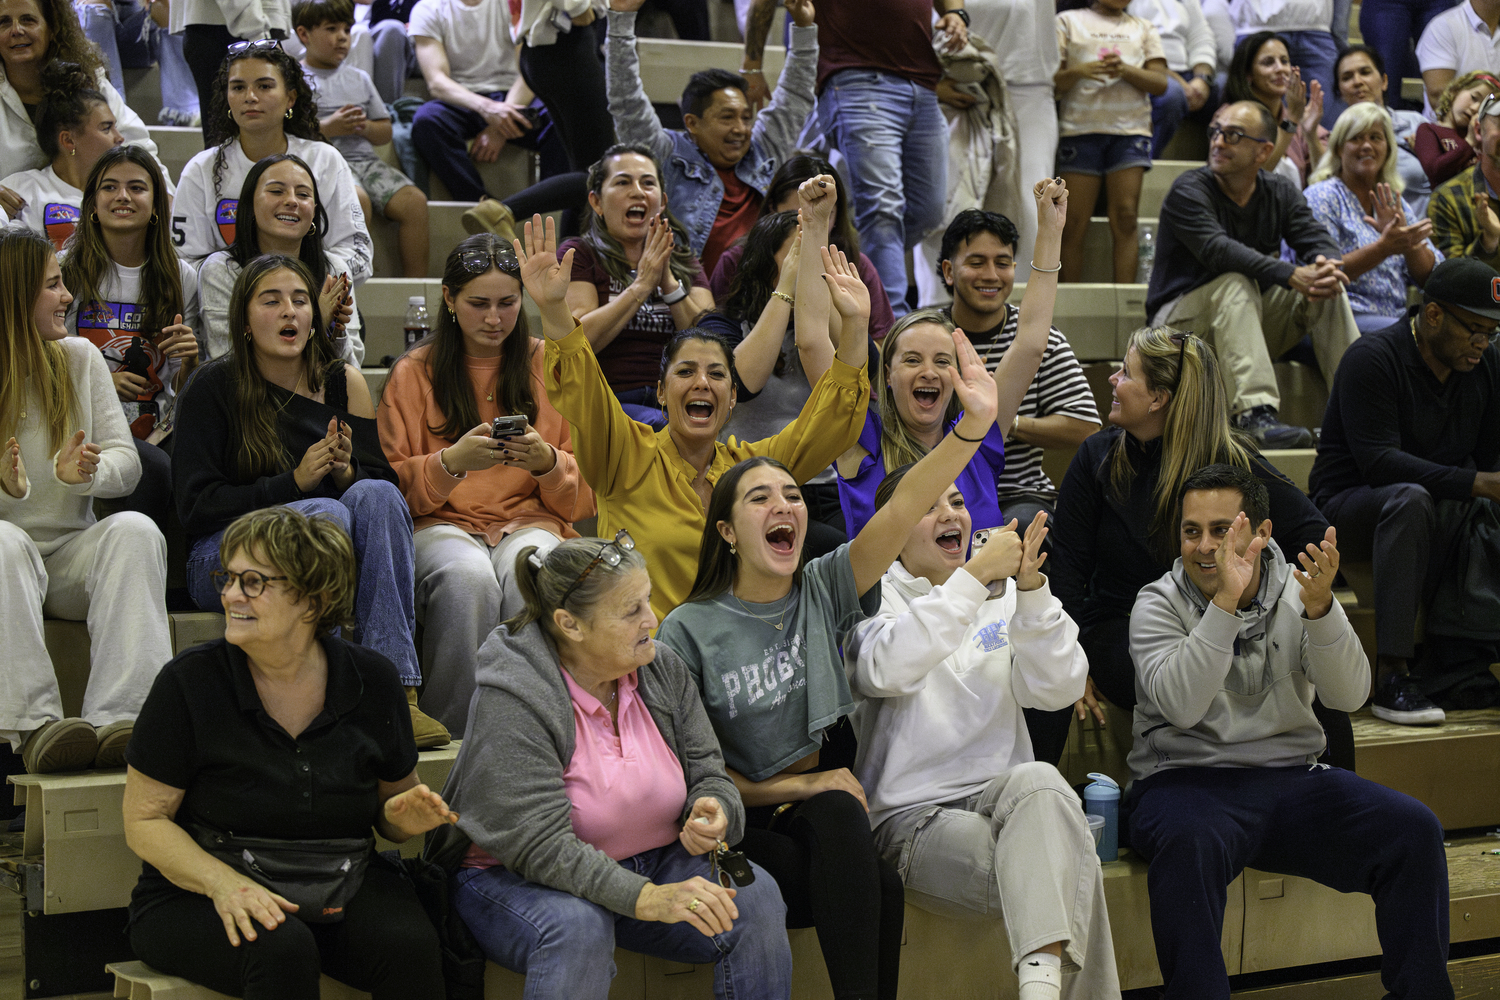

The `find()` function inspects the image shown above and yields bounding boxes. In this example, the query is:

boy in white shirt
[296,0,430,277]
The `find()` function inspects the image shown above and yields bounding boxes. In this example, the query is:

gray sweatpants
[414,523,561,735]
[875,761,1121,999]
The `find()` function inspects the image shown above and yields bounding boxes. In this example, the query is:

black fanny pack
[186,822,374,924]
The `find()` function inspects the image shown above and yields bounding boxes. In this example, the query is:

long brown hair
[582,143,700,289]
[62,146,184,342]
[875,309,962,474]
[1106,327,1254,544]
[205,46,326,197]
[684,456,804,604]
[223,254,338,479]
[382,234,538,441]
[0,228,76,452]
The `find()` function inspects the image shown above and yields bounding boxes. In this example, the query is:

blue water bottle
[1083,772,1120,863]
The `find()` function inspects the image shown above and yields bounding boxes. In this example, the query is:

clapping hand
[1285,67,1309,126]
[820,245,870,322]
[1299,77,1324,135]
[514,214,576,325]
[1474,190,1500,253]
[382,782,459,839]
[1292,525,1338,620]
[679,797,728,856]
[1210,512,1268,613]
[1015,510,1049,592]
[55,430,100,486]
[319,275,352,340]
[1,437,26,498]
[1365,183,1432,254]
[637,215,675,294]
[293,417,351,493]
[945,327,1000,435]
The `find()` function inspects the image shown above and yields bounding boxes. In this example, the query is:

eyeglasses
[211,567,288,598]
[1168,331,1193,393]
[225,38,282,60]
[459,246,520,275]
[1437,303,1500,346]
[1207,124,1273,146]
[558,530,636,607]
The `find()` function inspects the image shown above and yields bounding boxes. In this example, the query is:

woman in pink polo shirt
[425,535,793,999]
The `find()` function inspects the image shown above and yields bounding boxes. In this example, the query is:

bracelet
[1030,260,1062,273]
[951,426,985,443]
[741,68,763,75]
[438,449,464,479]
[1011,413,1021,436]
[772,290,795,306]
[661,282,690,305]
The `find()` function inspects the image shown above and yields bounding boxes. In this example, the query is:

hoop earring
[90,212,98,223]
[228,108,233,120]
[285,108,293,120]
[149,213,158,225]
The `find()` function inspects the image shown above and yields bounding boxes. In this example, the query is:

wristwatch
[1278,118,1298,134]
[946,6,970,26]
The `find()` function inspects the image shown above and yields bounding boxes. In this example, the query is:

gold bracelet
[772,290,794,306]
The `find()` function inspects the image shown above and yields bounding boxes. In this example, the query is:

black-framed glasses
[1207,124,1272,146]
[460,246,520,276]
[558,530,635,607]
[1437,303,1500,346]
[211,568,288,598]
[225,38,282,61]
[1168,331,1193,392]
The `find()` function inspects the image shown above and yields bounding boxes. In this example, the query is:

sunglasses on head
[459,246,520,275]
[225,38,283,61]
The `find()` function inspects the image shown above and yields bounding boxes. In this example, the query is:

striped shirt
[952,304,1102,503]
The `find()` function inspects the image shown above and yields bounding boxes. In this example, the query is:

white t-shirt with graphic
[1,165,83,251]
[1056,8,1165,138]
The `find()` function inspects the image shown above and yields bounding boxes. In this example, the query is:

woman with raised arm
[0,225,171,775]
[378,235,593,736]
[835,179,1071,538]
[62,145,202,529]
[517,209,871,623]
[847,491,1120,1000]
[1223,31,1323,184]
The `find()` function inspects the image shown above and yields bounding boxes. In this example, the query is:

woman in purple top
[835,180,1069,538]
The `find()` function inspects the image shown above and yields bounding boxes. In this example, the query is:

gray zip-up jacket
[427,622,743,917]
[1127,540,1370,782]
[606,9,818,257]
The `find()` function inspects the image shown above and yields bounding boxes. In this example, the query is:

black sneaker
[1234,405,1315,449]
[1371,676,1446,726]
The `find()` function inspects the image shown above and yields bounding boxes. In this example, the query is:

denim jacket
[606,9,818,256]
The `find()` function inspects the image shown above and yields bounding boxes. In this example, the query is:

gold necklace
[730,588,793,631]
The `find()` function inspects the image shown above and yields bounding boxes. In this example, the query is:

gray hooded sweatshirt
[1127,539,1370,783]
[426,621,743,917]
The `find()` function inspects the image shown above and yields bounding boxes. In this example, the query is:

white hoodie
[845,562,1088,831]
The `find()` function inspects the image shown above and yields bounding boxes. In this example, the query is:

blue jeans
[1128,765,1452,1000]
[1359,0,1457,108]
[816,70,947,317]
[453,843,792,1000]
[1151,75,1218,158]
[185,480,420,684]
[75,0,153,93]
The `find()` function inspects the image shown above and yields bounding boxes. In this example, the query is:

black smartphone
[492,414,527,439]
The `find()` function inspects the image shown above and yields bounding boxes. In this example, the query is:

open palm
[1214,514,1266,604]
[514,214,574,307]
[821,245,869,320]
[946,328,998,427]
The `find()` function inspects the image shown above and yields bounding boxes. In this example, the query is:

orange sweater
[378,339,594,545]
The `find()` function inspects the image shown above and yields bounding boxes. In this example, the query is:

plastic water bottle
[404,296,430,350]
[1135,224,1156,285]
[1083,772,1121,863]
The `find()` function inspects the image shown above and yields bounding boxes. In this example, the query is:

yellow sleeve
[746,355,870,482]
[544,326,661,498]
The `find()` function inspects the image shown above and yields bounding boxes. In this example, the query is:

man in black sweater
[1311,257,1500,725]
[1146,101,1360,448]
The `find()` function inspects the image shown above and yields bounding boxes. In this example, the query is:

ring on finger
[688,898,700,912]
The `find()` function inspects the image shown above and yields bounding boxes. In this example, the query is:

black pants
[182,23,239,146]
[804,481,848,562]
[739,790,903,1000]
[102,436,173,529]
[519,27,614,173]
[502,171,588,238]
[128,865,444,1000]
[646,0,710,39]
[1024,616,1358,771]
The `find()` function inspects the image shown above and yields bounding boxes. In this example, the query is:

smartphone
[969,528,1008,598]
[491,414,527,439]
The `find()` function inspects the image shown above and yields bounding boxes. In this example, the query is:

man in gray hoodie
[1124,464,1453,1000]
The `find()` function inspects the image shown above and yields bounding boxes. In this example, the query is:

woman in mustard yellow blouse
[515,213,872,622]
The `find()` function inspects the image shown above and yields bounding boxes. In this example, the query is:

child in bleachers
[1054,0,1169,282]
[0,60,124,251]
[294,0,429,278]
[61,145,201,529]
[172,40,373,283]
[0,225,172,775]
[377,234,593,736]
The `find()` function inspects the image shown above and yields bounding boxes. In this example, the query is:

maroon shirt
[814,0,944,93]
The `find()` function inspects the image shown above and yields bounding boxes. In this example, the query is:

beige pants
[1159,273,1360,415]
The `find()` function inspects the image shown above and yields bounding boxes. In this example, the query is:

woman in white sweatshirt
[844,467,1119,1000]
[0,225,173,775]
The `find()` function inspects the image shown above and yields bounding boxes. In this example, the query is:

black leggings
[519,27,614,173]
[738,790,903,1000]
[502,171,589,238]
[128,866,443,1000]
[182,23,239,146]
[1024,615,1358,771]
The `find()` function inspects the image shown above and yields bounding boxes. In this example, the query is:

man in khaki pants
[1144,100,1360,448]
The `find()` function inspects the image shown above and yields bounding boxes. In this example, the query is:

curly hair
[1435,70,1500,126]
[34,60,108,161]
[205,45,326,197]
[24,0,105,80]
[722,211,799,325]
[219,506,358,635]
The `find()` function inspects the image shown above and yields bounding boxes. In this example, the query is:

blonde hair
[0,227,77,452]
[219,506,357,635]
[1107,327,1253,545]
[875,308,962,473]
[1308,103,1403,192]
[1435,70,1500,125]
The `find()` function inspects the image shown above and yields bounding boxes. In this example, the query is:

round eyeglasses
[211,568,289,598]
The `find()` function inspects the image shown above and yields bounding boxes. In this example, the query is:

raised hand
[1210,512,1268,613]
[945,328,1000,432]
[965,518,1023,585]
[514,214,576,311]
[775,226,802,298]
[1,437,26,498]
[55,430,100,486]
[208,869,297,946]
[784,0,814,27]
[820,245,870,321]
[797,173,838,229]
[1299,78,1324,134]
[383,782,459,839]
[497,423,558,474]
[1016,509,1050,591]
[1292,525,1338,620]
[1284,67,1307,124]
[635,876,738,937]
[1033,176,1068,237]
[679,797,728,856]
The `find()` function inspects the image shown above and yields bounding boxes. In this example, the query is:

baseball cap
[1422,257,1500,321]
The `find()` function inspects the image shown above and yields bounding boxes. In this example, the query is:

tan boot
[93,720,134,769]
[406,688,451,749]
[461,198,517,243]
